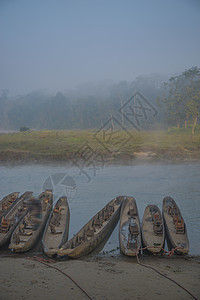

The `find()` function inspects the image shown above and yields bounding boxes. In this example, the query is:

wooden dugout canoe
[0,192,20,220]
[141,204,165,254]
[42,196,70,257]
[0,191,33,248]
[58,196,124,259]
[9,190,53,253]
[162,196,189,255]
[119,197,141,256]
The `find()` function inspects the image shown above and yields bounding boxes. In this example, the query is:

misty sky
[0,0,200,96]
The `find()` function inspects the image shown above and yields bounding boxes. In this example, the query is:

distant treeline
[0,68,199,134]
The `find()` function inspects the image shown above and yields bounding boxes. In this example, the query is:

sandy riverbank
[0,254,199,300]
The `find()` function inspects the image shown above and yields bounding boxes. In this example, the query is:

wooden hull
[58,196,124,259]
[162,197,189,255]
[42,197,70,257]
[0,192,33,248]
[141,205,165,254]
[0,192,20,220]
[9,190,53,253]
[119,197,141,256]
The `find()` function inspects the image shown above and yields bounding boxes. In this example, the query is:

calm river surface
[0,162,199,255]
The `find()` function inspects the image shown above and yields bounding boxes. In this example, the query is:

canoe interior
[0,192,20,220]
[0,191,33,248]
[119,197,141,256]
[42,196,70,257]
[142,204,165,253]
[162,196,189,254]
[59,196,124,258]
[9,190,53,253]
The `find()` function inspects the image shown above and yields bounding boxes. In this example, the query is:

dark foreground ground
[0,253,199,300]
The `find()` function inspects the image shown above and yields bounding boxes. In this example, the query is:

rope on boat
[137,245,184,257]
[136,253,198,300]
[26,256,93,300]
[132,245,183,257]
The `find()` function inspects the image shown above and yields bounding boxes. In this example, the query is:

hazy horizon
[1,0,200,96]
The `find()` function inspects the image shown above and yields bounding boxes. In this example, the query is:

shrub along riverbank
[0,129,200,163]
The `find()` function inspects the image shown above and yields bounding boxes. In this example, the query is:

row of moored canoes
[0,191,189,258]
[119,196,189,257]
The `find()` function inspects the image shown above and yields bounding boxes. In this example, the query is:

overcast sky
[0,0,200,96]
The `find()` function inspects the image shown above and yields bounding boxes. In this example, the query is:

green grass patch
[0,129,200,162]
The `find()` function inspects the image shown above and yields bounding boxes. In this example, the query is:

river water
[0,162,199,255]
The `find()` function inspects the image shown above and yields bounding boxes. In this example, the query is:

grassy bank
[0,129,200,163]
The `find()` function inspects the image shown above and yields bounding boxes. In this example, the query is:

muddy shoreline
[0,253,199,300]
[1,231,199,299]
[0,154,200,167]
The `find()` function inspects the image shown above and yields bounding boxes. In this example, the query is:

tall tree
[182,67,200,135]
[158,67,200,134]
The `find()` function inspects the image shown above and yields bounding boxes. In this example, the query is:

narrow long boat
[9,190,53,253]
[141,204,165,254]
[58,196,124,258]
[0,191,33,248]
[42,196,70,257]
[119,197,141,256]
[0,192,20,220]
[162,196,189,254]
